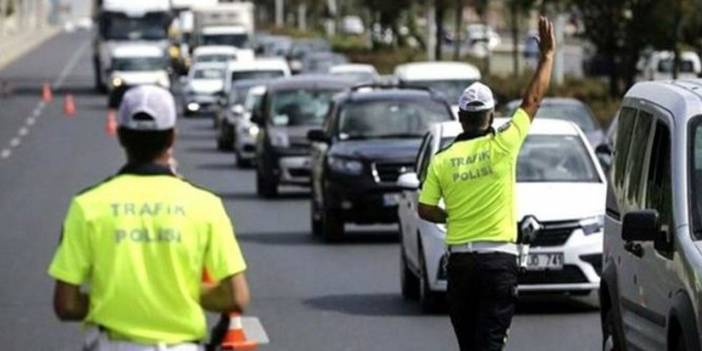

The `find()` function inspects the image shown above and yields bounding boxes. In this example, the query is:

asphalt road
[0,32,601,350]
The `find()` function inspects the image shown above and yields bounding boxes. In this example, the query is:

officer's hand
[537,16,556,58]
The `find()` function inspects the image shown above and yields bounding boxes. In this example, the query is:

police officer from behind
[417,17,555,351]
[48,85,250,350]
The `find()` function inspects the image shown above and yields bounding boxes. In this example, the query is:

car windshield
[196,54,234,64]
[333,71,376,83]
[507,102,598,132]
[305,55,347,73]
[202,34,249,48]
[232,70,284,82]
[229,85,253,105]
[102,14,168,40]
[339,99,452,139]
[440,134,600,182]
[113,57,166,71]
[658,58,695,73]
[270,89,339,127]
[245,92,264,112]
[193,68,224,80]
[412,80,476,105]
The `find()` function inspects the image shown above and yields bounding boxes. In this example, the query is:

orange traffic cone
[221,313,257,351]
[42,82,53,102]
[106,110,117,136]
[63,94,76,117]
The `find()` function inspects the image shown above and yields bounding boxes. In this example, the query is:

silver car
[601,80,702,351]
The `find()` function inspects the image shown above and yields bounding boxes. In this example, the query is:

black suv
[251,75,355,197]
[307,85,455,240]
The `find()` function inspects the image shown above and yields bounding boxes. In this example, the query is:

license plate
[383,193,399,206]
[526,253,564,271]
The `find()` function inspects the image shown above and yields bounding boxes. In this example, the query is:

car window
[196,54,234,64]
[658,58,695,73]
[688,117,702,236]
[645,121,673,234]
[417,134,434,183]
[507,102,597,132]
[229,85,252,105]
[193,68,224,80]
[245,92,264,112]
[612,107,637,193]
[516,135,600,183]
[232,70,285,82]
[270,89,339,127]
[337,99,452,139]
[411,80,476,105]
[623,111,654,209]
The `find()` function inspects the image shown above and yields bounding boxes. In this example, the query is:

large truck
[192,2,255,50]
[92,0,172,92]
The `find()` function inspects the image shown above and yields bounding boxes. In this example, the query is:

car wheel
[321,208,344,242]
[400,247,419,300]
[418,247,441,313]
[235,152,251,168]
[602,307,624,351]
[256,168,278,198]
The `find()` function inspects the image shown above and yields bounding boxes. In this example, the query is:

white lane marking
[18,127,28,136]
[1,149,10,159]
[9,137,20,147]
[26,117,36,126]
[53,40,90,88]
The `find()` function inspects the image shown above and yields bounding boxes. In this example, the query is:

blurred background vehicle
[191,2,254,50]
[394,61,481,114]
[216,79,270,155]
[191,46,253,66]
[464,23,501,58]
[504,98,605,147]
[286,38,332,74]
[341,15,365,35]
[308,85,456,241]
[329,64,379,84]
[398,118,606,311]
[233,85,268,167]
[302,52,348,74]
[107,43,170,94]
[255,34,293,58]
[252,75,356,198]
[636,50,702,81]
[182,62,226,117]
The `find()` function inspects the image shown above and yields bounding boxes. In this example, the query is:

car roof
[338,87,447,105]
[266,74,356,91]
[112,45,163,58]
[202,26,247,34]
[435,118,583,139]
[394,61,481,80]
[624,79,702,124]
[329,64,377,74]
[231,78,272,88]
[193,46,239,55]
[227,58,289,71]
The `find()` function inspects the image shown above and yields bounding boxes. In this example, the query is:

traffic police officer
[48,85,250,350]
[418,17,556,351]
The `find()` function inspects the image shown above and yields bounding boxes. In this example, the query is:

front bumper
[235,123,258,160]
[278,156,312,186]
[325,175,403,224]
[422,226,602,294]
[184,95,219,115]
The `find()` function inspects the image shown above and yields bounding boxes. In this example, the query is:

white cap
[118,85,177,131]
[458,82,495,112]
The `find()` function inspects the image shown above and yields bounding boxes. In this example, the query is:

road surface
[0,32,601,350]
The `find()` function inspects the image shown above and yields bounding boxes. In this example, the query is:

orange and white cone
[42,82,53,102]
[105,110,117,136]
[63,94,76,117]
[221,313,257,351]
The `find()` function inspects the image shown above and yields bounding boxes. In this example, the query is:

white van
[394,61,481,114]
[108,44,170,93]
[223,58,291,94]
[637,51,702,81]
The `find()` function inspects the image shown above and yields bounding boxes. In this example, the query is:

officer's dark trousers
[447,252,519,351]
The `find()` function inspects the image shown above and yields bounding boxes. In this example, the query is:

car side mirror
[595,144,613,172]
[307,129,329,143]
[397,172,419,190]
[622,210,661,242]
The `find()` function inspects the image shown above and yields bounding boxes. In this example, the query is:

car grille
[372,162,414,183]
[519,265,588,285]
[531,221,579,247]
[580,253,602,275]
[289,169,311,178]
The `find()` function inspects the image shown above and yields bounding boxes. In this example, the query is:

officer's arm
[520,16,556,120]
[53,280,89,321]
[418,203,447,224]
[201,273,250,313]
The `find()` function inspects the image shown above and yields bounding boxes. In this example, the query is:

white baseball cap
[458,82,495,112]
[118,85,177,131]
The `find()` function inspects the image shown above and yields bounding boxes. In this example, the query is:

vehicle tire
[401,247,420,300]
[321,208,344,242]
[418,248,441,313]
[256,171,278,198]
[235,152,251,168]
[602,307,624,351]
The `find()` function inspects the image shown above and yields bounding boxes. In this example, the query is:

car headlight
[246,125,259,136]
[580,215,604,235]
[327,156,363,175]
[111,77,123,87]
[269,130,289,148]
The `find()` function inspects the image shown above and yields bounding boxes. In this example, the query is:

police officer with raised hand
[48,85,250,351]
[417,16,556,351]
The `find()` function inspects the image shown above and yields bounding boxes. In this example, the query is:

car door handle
[624,242,644,258]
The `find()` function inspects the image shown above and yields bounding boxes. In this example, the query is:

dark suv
[252,75,355,197]
[307,85,455,241]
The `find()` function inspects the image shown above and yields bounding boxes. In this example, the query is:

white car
[637,50,701,81]
[108,44,170,93]
[233,85,266,166]
[394,61,481,114]
[398,119,607,311]
[183,62,226,116]
[329,64,379,83]
[191,45,254,66]
[223,58,290,94]
[465,24,501,55]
